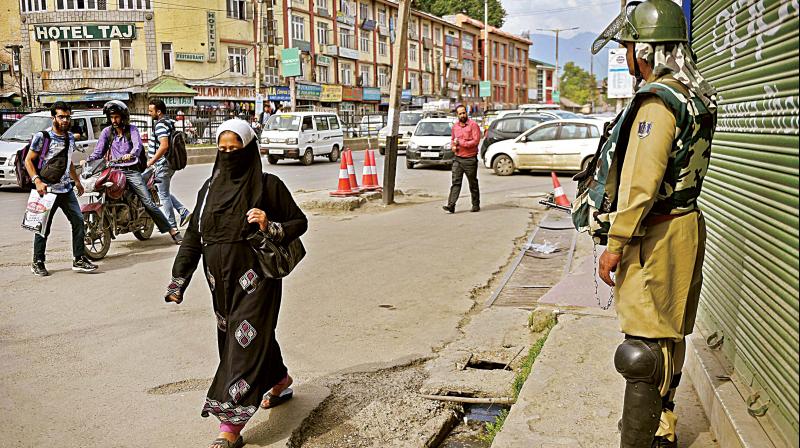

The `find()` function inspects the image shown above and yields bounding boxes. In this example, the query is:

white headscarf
[215,118,257,146]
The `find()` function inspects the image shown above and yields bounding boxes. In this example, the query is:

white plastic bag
[21,190,57,236]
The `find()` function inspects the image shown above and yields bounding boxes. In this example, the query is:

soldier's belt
[644,209,697,226]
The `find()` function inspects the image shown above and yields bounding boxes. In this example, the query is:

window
[316,66,329,83]
[59,40,111,69]
[589,125,601,138]
[422,74,430,93]
[317,22,329,45]
[90,117,106,138]
[409,43,417,62]
[360,34,370,53]
[378,8,386,25]
[70,118,89,141]
[493,42,498,58]
[378,67,388,87]
[227,0,246,20]
[496,119,521,134]
[359,2,369,20]
[462,34,473,51]
[422,23,430,38]
[228,46,248,74]
[446,44,458,58]
[463,59,474,78]
[378,36,387,56]
[292,15,304,41]
[409,74,418,91]
[315,0,327,11]
[502,44,507,60]
[119,0,153,9]
[56,0,98,10]
[41,45,51,71]
[161,42,173,71]
[339,27,355,49]
[340,62,352,85]
[436,28,443,46]
[360,65,371,87]
[120,40,132,69]
[528,125,557,142]
[559,124,587,140]
[315,116,329,130]
[20,0,47,12]
[327,116,340,129]
[339,0,353,16]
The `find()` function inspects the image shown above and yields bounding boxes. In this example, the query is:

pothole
[465,359,509,371]
[146,378,212,395]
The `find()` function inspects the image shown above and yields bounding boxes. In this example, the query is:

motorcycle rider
[86,100,182,244]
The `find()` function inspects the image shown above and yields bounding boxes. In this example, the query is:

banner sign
[267,86,291,102]
[296,83,322,101]
[362,87,381,102]
[176,52,205,62]
[607,48,635,99]
[207,12,218,62]
[320,84,343,102]
[34,24,136,41]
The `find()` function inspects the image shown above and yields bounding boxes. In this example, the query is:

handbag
[246,230,306,279]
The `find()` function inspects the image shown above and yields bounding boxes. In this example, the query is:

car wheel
[301,148,314,166]
[267,155,279,165]
[406,160,414,169]
[492,154,515,176]
[329,145,340,163]
[580,156,593,173]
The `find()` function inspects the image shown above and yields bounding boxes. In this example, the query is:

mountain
[528,32,609,82]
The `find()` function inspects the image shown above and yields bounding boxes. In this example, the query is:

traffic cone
[369,149,382,191]
[330,155,357,197]
[551,172,571,206]
[361,149,382,191]
[345,149,361,193]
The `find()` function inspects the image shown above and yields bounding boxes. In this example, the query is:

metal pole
[483,0,489,111]
[617,0,626,113]
[537,27,578,105]
[382,0,411,205]
[255,0,262,93]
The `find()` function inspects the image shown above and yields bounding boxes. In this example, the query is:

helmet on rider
[103,100,130,127]
[591,0,687,55]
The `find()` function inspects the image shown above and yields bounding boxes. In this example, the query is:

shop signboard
[281,48,302,77]
[293,40,311,53]
[401,89,412,103]
[362,87,381,102]
[324,45,339,57]
[479,80,491,98]
[34,24,136,41]
[296,83,322,101]
[207,12,218,62]
[342,86,362,102]
[267,86,291,101]
[316,54,332,66]
[320,85,343,102]
[161,96,194,107]
[338,47,359,60]
[176,52,205,62]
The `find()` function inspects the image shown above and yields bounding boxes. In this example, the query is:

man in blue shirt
[24,101,97,276]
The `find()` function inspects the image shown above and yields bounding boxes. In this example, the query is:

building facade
[1,0,24,107]
[527,58,555,104]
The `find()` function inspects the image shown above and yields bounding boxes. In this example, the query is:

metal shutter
[691,0,799,444]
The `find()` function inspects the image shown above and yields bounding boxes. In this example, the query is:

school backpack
[157,118,187,171]
[15,131,51,189]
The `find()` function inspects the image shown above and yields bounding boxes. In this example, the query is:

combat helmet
[591,0,687,54]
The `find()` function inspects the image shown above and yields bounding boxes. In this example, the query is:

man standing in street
[147,99,191,234]
[25,101,98,276]
[443,105,481,213]
[589,1,718,446]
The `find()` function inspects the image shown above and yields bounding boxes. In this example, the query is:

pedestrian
[164,119,308,448]
[24,101,98,276]
[443,105,481,213]
[259,103,273,127]
[588,1,718,446]
[86,100,182,244]
[147,99,192,233]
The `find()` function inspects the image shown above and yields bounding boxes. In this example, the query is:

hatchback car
[405,118,455,169]
[377,111,424,154]
[479,114,553,160]
[483,119,603,176]
[0,109,106,187]
[260,112,344,165]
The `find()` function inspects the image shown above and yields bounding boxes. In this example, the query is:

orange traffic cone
[345,149,361,193]
[551,172,571,206]
[330,154,357,197]
[361,149,382,191]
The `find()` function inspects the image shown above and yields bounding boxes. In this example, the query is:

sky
[500,0,623,40]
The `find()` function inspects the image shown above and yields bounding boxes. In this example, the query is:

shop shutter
[690,0,799,444]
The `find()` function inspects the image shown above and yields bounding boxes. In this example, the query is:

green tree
[414,0,506,28]
[559,62,598,106]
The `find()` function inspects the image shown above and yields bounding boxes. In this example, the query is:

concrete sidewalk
[491,236,719,447]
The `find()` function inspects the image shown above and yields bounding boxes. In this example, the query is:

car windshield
[415,121,452,136]
[1,116,53,142]
[399,112,423,126]
[550,110,582,119]
[266,115,301,131]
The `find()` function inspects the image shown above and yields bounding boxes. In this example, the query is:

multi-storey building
[1,0,24,107]
[528,58,555,104]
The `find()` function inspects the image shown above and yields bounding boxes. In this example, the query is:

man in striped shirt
[147,99,191,242]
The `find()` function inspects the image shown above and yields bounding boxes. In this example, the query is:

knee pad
[614,337,664,385]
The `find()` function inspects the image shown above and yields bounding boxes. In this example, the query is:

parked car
[405,117,455,169]
[358,114,386,137]
[539,110,583,120]
[479,114,553,160]
[378,110,424,155]
[260,112,344,166]
[483,119,603,176]
[0,109,106,187]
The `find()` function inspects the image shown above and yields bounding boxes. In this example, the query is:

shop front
[267,86,292,110]
[295,82,322,108]
[189,82,256,118]
[147,77,197,114]
[361,87,381,114]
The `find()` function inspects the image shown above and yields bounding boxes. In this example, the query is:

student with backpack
[23,101,98,276]
[147,99,191,238]
[86,100,181,244]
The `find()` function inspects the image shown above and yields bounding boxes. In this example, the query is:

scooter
[80,159,159,260]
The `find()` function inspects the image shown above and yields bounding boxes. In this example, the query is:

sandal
[209,435,244,448]
[260,387,293,409]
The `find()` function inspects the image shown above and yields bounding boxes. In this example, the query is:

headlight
[9,153,17,165]
[443,142,451,150]
[408,142,418,150]
[262,137,270,144]
[286,138,298,145]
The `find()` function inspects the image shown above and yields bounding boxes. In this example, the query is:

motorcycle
[79,159,159,260]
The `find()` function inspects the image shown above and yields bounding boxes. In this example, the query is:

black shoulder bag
[246,229,306,279]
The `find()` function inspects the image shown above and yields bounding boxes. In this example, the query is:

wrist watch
[31,175,40,182]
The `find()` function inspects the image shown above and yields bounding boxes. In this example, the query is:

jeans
[448,156,480,208]
[122,169,172,233]
[154,165,188,229]
[33,189,85,262]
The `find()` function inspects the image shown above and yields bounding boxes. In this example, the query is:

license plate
[268,149,283,155]
[421,151,439,158]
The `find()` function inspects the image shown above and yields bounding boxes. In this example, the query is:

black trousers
[448,156,480,208]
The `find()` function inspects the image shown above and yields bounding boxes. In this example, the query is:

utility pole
[382,0,411,205]
[287,0,296,111]
[483,0,489,112]
[255,0,263,94]
[577,46,595,113]
[617,0,626,113]
[537,27,578,105]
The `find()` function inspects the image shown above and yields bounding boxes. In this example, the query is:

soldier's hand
[598,250,621,287]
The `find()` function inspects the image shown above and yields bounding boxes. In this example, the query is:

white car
[483,119,603,176]
[378,110,424,155]
[260,112,344,166]
[405,117,455,169]
[358,114,386,137]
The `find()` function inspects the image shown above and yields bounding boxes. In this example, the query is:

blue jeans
[154,165,188,229]
[122,169,172,233]
[33,189,85,262]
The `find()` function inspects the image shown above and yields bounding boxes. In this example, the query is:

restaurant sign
[176,52,205,62]
[35,24,136,41]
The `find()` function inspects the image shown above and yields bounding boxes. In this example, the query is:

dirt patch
[289,363,459,448]
[146,378,212,395]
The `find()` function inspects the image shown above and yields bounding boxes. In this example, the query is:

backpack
[157,118,187,171]
[101,126,147,172]
[15,131,51,189]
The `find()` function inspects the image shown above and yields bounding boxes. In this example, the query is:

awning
[148,77,197,96]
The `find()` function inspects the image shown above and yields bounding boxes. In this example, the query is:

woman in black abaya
[165,119,308,448]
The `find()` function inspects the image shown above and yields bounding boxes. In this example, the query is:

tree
[559,62,599,106]
[415,0,507,28]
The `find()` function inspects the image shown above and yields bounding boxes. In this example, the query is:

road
[0,153,561,447]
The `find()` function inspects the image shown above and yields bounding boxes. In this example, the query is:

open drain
[465,359,509,371]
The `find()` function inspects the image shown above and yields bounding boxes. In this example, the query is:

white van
[260,112,344,165]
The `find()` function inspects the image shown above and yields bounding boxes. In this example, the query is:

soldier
[587,1,719,447]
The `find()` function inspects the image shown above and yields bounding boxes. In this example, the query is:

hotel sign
[207,12,218,62]
[34,24,136,41]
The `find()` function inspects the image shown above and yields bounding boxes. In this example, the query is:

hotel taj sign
[35,24,137,41]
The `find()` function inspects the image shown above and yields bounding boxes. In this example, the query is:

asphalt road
[0,154,561,447]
